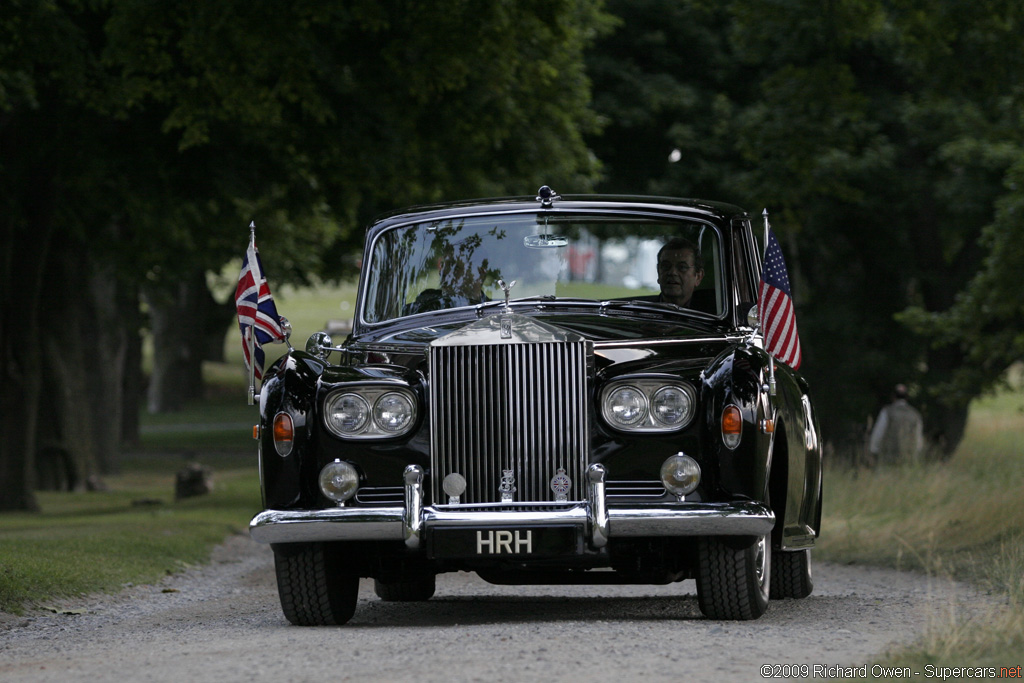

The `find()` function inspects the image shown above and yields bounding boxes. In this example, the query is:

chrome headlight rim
[650,385,694,428]
[600,378,696,433]
[372,391,417,434]
[605,384,649,428]
[323,386,418,439]
[324,392,371,436]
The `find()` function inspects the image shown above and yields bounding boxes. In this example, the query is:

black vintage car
[249,188,822,624]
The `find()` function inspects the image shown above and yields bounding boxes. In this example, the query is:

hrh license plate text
[476,529,533,554]
[428,526,578,559]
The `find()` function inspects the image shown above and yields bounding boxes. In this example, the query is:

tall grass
[818,389,1024,580]
[818,385,1024,666]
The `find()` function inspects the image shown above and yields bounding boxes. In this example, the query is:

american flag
[235,227,285,380]
[759,227,802,369]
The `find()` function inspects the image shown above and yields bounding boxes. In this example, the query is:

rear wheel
[374,575,436,602]
[771,548,813,599]
[274,543,359,626]
[696,534,771,620]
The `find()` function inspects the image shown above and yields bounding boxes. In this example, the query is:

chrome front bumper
[249,464,775,547]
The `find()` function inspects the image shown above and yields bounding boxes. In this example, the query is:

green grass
[818,383,1024,667]
[0,461,260,613]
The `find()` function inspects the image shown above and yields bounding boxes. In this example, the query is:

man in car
[656,237,705,308]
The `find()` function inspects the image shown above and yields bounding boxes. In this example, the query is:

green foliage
[3,0,609,289]
[0,0,609,507]
[587,0,1024,451]
[900,154,1024,405]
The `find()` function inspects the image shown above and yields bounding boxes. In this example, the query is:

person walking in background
[868,383,924,465]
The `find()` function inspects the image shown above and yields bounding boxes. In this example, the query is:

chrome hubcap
[754,536,768,587]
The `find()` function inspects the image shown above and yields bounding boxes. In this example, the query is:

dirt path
[0,533,989,682]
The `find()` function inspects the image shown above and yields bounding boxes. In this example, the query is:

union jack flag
[235,226,285,380]
[758,227,802,369]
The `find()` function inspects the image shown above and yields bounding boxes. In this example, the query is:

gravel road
[0,532,989,683]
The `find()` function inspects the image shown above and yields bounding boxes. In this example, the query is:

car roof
[365,194,751,235]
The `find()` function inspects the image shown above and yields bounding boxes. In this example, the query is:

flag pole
[247,221,257,406]
[762,209,776,397]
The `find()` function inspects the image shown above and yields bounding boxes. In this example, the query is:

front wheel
[696,535,771,620]
[274,543,359,626]
[771,548,813,599]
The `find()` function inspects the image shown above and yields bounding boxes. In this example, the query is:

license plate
[428,526,580,559]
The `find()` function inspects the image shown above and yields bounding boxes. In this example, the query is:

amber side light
[722,405,742,436]
[252,425,260,440]
[274,413,294,443]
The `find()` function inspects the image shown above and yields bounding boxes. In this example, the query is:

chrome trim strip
[593,335,747,349]
[425,507,590,527]
[249,501,774,544]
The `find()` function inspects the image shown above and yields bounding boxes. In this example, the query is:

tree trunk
[39,235,130,481]
[121,298,144,450]
[0,171,55,511]
[146,270,234,413]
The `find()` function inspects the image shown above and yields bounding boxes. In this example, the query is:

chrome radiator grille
[428,340,590,505]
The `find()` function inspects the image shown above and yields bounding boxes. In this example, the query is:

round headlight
[661,453,701,498]
[326,393,370,434]
[373,392,416,433]
[651,385,694,427]
[319,460,359,504]
[607,386,648,426]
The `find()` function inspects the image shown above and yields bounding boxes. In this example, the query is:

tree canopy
[1,0,1021,510]
[587,0,1024,456]
[0,0,609,510]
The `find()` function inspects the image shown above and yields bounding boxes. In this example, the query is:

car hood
[350,308,734,347]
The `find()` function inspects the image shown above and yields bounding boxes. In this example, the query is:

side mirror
[305,331,333,361]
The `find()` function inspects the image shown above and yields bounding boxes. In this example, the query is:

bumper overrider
[249,463,775,549]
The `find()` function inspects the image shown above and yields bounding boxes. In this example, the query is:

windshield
[361,213,724,324]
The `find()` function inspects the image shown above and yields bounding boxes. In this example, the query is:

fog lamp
[660,453,701,500]
[318,460,359,505]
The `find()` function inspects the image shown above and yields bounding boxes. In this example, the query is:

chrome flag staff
[759,211,802,378]
[235,222,287,404]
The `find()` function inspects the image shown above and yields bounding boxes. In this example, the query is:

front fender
[259,352,324,509]
[701,344,773,503]
[770,363,824,549]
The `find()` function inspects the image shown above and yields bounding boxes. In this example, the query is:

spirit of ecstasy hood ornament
[497,278,517,313]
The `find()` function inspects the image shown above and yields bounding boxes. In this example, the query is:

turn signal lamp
[722,405,742,450]
[273,412,294,456]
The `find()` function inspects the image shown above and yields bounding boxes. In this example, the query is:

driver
[656,237,705,307]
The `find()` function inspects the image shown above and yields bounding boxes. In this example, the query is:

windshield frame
[356,207,730,330]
